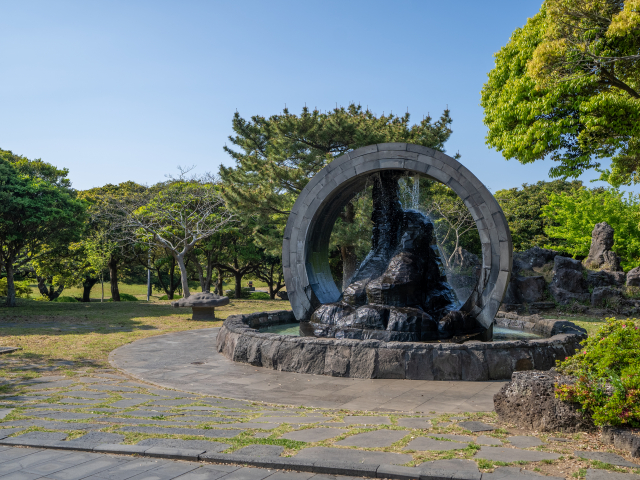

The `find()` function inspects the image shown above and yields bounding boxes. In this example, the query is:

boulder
[587,270,625,289]
[494,370,594,432]
[591,286,624,308]
[171,292,229,320]
[627,267,640,287]
[504,276,547,305]
[584,222,623,271]
[513,247,560,271]
[550,256,590,305]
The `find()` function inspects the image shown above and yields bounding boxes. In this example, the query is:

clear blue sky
[0,0,623,193]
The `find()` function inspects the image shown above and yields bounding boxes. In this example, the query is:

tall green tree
[542,187,640,270]
[79,182,147,301]
[210,225,263,299]
[109,177,233,298]
[495,180,583,251]
[220,103,459,281]
[481,0,640,185]
[0,151,86,306]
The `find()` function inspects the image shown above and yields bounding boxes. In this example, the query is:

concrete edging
[216,310,587,380]
[0,441,479,480]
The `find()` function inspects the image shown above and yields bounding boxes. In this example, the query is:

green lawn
[0,296,285,372]
[29,279,277,301]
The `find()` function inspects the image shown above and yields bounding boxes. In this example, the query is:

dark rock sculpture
[587,270,625,289]
[303,171,480,342]
[627,266,640,287]
[584,222,623,271]
[550,256,590,305]
[591,286,624,308]
[494,370,594,432]
[502,247,559,309]
[513,247,559,271]
[171,292,229,320]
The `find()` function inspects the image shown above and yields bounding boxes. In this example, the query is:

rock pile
[494,370,594,432]
[584,222,623,271]
[303,171,480,342]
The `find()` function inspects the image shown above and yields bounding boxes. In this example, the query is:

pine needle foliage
[220,103,457,254]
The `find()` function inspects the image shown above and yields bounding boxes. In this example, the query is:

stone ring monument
[218,143,586,378]
[283,143,513,333]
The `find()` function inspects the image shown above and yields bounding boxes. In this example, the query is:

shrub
[556,318,640,427]
[248,292,270,300]
[118,293,138,301]
[158,294,182,301]
[53,296,78,303]
[224,287,254,299]
[0,278,32,298]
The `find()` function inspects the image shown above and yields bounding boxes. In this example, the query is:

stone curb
[0,440,485,480]
[216,310,586,381]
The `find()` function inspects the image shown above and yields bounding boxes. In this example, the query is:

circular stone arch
[282,143,512,329]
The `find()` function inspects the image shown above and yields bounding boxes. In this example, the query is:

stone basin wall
[216,310,587,381]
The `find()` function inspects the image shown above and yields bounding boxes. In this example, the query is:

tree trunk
[268,264,275,299]
[204,250,214,293]
[36,276,64,301]
[168,257,175,299]
[341,245,357,289]
[176,253,191,298]
[5,260,16,307]
[108,256,120,301]
[235,272,243,299]
[82,277,98,302]
[193,253,205,293]
[215,268,224,295]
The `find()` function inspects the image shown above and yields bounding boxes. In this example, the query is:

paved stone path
[109,328,504,412]
[1,330,639,478]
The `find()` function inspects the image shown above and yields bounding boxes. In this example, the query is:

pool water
[257,323,544,341]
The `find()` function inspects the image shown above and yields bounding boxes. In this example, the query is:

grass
[0,295,285,370]
[542,313,608,336]
[20,279,279,301]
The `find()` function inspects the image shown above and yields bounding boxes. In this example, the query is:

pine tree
[220,104,458,281]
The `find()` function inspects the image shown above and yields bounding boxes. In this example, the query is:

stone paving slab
[341,416,391,425]
[118,426,243,438]
[395,418,431,429]
[292,446,412,465]
[257,417,323,424]
[507,436,545,448]
[476,435,502,446]
[429,434,473,442]
[109,328,506,412]
[483,466,564,479]
[110,399,150,408]
[0,431,69,446]
[28,411,99,420]
[0,408,14,419]
[474,446,561,462]
[575,450,640,467]
[335,430,407,448]
[136,439,230,452]
[458,421,496,432]
[280,428,347,443]
[404,437,469,451]
[234,445,284,457]
[586,470,640,480]
[216,423,279,430]
[0,428,25,440]
[419,459,480,479]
